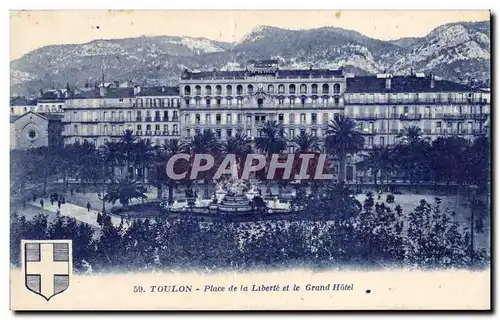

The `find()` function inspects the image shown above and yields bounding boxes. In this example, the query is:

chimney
[99,86,107,97]
[385,75,392,90]
[134,85,141,95]
[430,73,435,89]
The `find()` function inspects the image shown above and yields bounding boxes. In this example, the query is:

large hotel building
[11,59,490,179]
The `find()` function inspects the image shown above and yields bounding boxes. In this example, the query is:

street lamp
[97,191,106,214]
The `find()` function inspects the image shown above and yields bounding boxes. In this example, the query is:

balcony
[162,117,170,121]
[400,114,422,121]
[145,117,152,122]
[172,117,179,122]
[145,130,152,136]
[154,117,161,122]
[135,131,143,135]
[135,117,143,122]
[163,131,169,136]
[172,131,179,135]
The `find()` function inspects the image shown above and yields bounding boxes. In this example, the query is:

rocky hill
[10,20,490,96]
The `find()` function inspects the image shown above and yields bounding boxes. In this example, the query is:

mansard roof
[72,86,179,99]
[345,76,478,93]
[135,86,180,97]
[181,68,344,80]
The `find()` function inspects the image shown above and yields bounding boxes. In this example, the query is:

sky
[10,10,490,60]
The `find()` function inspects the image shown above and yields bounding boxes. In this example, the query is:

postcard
[9,10,491,310]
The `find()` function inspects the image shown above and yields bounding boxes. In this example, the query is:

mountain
[10,20,490,97]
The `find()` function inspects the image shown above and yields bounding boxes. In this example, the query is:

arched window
[236,85,243,95]
[311,84,318,94]
[195,85,201,95]
[184,86,191,95]
[205,85,212,96]
[278,84,285,94]
[322,84,329,94]
[226,85,233,95]
[103,125,108,135]
[289,84,296,94]
[215,85,222,95]
[268,84,274,94]
[333,83,340,94]
[300,84,307,94]
[247,84,254,95]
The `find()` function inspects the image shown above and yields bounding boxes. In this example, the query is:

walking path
[31,201,123,229]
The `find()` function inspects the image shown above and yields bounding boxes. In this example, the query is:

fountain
[210,179,254,214]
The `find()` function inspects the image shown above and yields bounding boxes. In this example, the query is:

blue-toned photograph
[10,10,491,276]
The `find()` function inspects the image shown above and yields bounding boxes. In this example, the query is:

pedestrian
[58,200,62,209]
[86,202,91,212]
[62,197,66,204]
[50,197,54,206]
[32,194,36,202]
[70,188,74,196]
[56,208,61,217]
[40,199,44,208]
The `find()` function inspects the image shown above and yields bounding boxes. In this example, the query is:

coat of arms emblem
[22,240,72,301]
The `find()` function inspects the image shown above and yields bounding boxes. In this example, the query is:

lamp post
[97,191,106,214]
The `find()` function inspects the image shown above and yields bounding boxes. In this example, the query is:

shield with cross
[22,240,72,301]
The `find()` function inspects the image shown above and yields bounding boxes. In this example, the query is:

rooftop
[181,67,344,80]
[345,75,478,93]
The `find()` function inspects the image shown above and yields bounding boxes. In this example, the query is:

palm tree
[134,138,155,183]
[190,129,221,154]
[163,139,189,203]
[189,129,221,198]
[324,115,364,184]
[292,131,321,153]
[99,141,122,183]
[223,132,252,173]
[119,129,137,178]
[254,120,288,193]
[395,125,431,184]
[357,145,394,187]
[104,178,148,211]
[254,120,288,156]
[397,125,424,146]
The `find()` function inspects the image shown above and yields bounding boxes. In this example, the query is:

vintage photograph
[9,10,491,310]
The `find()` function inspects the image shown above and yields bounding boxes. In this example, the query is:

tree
[223,133,252,167]
[357,145,395,187]
[254,121,288,190]
[395,125,431,185]
[164,139,189,203]
[99,141,123,183]
[119,129,138,178]
[324,115,364,184]
[189,129,221,198]
[104,179,148,211]
[292,131,321,153]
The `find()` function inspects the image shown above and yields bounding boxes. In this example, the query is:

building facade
[11,60,490,182]
[62,85,181,146]
[10,111,64,150]
[179,60,346,147]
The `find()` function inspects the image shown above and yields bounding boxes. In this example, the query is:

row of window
[68,110,179,122]
[184,83,341,96]
[344,92,487,104]
[184,96,341,107]
[69,124,180,136]
[184,112,328,125]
